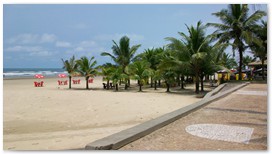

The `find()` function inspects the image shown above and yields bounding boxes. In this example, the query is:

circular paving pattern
[185,124,254,144]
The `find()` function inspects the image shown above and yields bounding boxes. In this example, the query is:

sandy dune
[3,76,202,150]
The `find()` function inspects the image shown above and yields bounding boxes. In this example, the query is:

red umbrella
[34,74,44,79]
[58,74,67,78]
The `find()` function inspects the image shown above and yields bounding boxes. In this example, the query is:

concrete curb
[203,83,227,99]
[85,82,250,150]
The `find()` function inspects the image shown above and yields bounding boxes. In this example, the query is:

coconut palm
[99,63,117,89]
[242,55,255,69]
[110,67,128,91]
[166,21,212,93]
[130,61,151,92]
[161,68,177,93]
[250,20,267,80]
[218,53,238,69]
[61,55,78,89]
[76,56,97,89]
[136,47,164,87]
[101,36,141,89]
[207,4,266,80]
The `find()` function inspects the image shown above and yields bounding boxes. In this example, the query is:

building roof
[248,60,267,66]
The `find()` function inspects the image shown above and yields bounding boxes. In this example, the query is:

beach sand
[3,76,203,150]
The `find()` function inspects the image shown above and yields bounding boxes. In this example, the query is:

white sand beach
[3,76,203,150]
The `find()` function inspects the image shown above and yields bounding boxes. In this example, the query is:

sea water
[3,68,68,79]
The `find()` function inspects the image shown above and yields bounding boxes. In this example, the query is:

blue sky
[3,4,268,68]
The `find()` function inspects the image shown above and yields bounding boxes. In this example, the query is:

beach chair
[64,80,68,85]
[110,82,115,89]
[58,80,62,85]
[103,83,107,89]
[34,81,38,87]
[40,81,44,87]
[78,79,81,84]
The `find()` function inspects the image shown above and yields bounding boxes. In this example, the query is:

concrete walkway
[120,83,267,150]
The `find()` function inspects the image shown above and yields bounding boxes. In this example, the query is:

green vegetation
[62,55,78,89]
[207,4,266,80]
[62,4,267,93]
[76,56,97,89]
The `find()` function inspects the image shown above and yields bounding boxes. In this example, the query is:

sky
[3,4,268,68]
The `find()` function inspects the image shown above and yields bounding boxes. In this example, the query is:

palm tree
[218,53,238,69]
[99,63,116,90]
[166,21,212,93]
[250,20,267,80]
[130,61,151,92]
[242,55,255,69]
[110,67,128,91]
[76,56,97,89]
[207,4,266,80]
[101,36,141,89]
[61,55,78,89]
[160,68,176,93]
[135,47,164,88]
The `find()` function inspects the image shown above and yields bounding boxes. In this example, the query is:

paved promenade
[120,83,267,150]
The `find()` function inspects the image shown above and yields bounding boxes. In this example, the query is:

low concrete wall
[85,82,249,150]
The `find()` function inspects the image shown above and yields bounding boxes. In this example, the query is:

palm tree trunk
[154,80,157,90]
[115,84,118,91]
[69,76,72,89]
[181,75,184,89]
[139,83,142,92]
[195,73,200,94]
[166,82,170,92]
[107,80,110,90]
[238,48,243,80]
[158,80,161,87]
[150,77,153,87]
[86,76,89,89]
[200,74,204,92]
[262,58,265,80]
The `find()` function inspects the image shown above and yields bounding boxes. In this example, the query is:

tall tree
[207,4,266,80]
[135,47,164,87]
[242,55,255,69]
[166,21,212,93]
[130,61,151,92]
[250,20,267,80]
[101,36,141,89]
[110,67,128,91]
[76,56,97,89]
[61,55,78,89]
[218,53,238,69]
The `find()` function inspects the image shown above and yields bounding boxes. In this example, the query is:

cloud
[29,50,53,56]
[6,34,39,44]
[56,41,72,47]
[5,45,43,52]
[71,40,97,52]
[79,40,96,47]
[6,33,57,44]
[5,45,53,57]
[40,34,57,43]
[95,33,145,42]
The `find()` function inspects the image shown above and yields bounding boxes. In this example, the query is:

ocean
[3,68,68,79]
